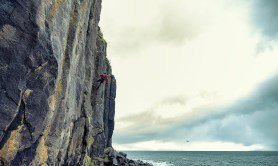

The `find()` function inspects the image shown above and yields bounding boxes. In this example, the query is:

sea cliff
[0,0,118,165]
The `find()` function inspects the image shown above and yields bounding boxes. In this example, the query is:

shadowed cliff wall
[0,0,116,165]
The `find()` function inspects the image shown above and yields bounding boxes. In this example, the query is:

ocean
[124,151,278,166]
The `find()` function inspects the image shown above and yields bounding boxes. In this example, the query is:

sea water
[124,151,278,166]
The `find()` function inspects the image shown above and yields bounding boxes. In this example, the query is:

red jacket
[99,74,109,83]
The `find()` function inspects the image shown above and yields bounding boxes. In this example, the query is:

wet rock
[112,158,118,165]
[119,151,127,158]
[104,148,153,166]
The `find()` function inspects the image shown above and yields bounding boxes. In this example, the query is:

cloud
[100,0,221,55]
[113,93,224,144]
[114,95,189,143]
[250,0,278,39]
[100,0,278,150]
[115,8,200,52]
[220,75,278,149]
[249,0,278,54]
[155,4,201,44]
[114,75,278,150]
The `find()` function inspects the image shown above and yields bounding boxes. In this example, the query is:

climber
[96,73,109,89]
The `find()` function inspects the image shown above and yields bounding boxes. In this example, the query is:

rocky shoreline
[101,148,153,166]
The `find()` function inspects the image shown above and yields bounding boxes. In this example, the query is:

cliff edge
[0,0,117,165]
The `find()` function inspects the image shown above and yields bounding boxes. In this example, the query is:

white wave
[143,160,173,166]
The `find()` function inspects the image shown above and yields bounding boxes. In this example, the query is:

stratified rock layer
[0,0,116,165]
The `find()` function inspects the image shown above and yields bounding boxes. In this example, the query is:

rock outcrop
[0,0,116,165]
[102,148,153,166]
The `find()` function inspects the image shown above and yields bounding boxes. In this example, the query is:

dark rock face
[103,148,153,166]
[0,0,116,165]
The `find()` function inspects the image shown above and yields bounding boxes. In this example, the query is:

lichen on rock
[0,0,116,165]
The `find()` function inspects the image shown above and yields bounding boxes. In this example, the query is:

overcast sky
[100,0,278,151]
